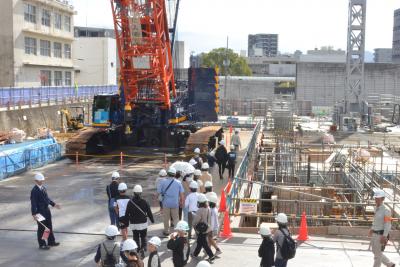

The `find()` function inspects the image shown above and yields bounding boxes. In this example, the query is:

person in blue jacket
[30,172,61,250]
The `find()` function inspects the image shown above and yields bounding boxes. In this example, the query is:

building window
[40,40,51,57]
[42,9,51,27]
[64,44,71,58]
[24,4,36,23]
[54,13,62,29]
[40,70,52,86]
[53,42,62,58]
[65,71,72,86]
[24,37,37,55]
[54,71,62,86]
[64,16,71,32]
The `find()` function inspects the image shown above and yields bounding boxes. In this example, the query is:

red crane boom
[110,0,176,110]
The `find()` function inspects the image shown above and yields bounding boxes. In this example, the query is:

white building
[73,37,117,85]
[0,0,75,87]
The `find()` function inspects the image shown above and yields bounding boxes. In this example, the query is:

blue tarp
[0,138,61,180]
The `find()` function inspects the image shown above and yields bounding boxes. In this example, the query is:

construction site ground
[1,128,399,266]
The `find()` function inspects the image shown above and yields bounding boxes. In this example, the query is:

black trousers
[37,215,55,246]
[193,233,214,258]
[228,163,235,178]
[218,162,226,179]
[133,229,147,251]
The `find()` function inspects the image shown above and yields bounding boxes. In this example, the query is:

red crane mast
[110,0,176,110]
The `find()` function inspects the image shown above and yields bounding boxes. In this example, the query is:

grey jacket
[273,227,290,260]
[193,207,212,233]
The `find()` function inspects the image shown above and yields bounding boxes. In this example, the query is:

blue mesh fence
[0,85,118,108]
[0,139,62,180]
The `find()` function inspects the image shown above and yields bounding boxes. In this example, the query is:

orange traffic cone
[220,211,233,238]
[297,211,309,241]
[219,189,227,212]
[225,179,232,194]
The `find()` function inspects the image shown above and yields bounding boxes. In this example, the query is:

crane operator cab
[92,94,123,128]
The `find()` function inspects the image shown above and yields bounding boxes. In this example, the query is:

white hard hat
[197,193,208,203]
[122,239,138,251]
[206,192,218,204]
[148,236,162,247]
[197,260,211,267]
[34,172,45,181]
[194,169,201,176]
[118,182,128,191]
[259,223,271,236]
[276,213,288,224]
[133,184,143,193]
[189,159,197,166]
[175,220,189,231]
[204,181,213,188]
[168,167,177,175]
[219,140,225,146]
[201,163,209,170]
[230,145,235,150]
[194,148,201,154]
[373,188,386,198]
[159,169,167,177]
[189,181,199,189]
[111,171,120,179]
[105,225,119,237]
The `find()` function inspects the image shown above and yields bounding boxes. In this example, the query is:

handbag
[130,199,147,217]
[195,209,209,234]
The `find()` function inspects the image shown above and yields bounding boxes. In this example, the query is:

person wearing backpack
[273,213,296,267]
[147,236,162,267]
[227,145,237,179]
[191,194,216,263]
[107,172,120,226]
[121,239,144,267]
[215,140,228,180]
[167,220,191,267]
[115,182,130,242]
[94,225,120,267]
[126,184,154,259]
[258,223,275,267]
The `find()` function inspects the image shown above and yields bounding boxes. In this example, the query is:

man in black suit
[30,172,61,250]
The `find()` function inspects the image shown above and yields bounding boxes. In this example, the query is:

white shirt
[115,197,130,217]
[210,207,219,231]
[184,192,199,212]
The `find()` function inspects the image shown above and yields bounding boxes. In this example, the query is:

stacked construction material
[188,67,219,122]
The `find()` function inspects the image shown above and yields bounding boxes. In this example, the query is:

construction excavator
[66,0,221,157]
[60,107,85,132]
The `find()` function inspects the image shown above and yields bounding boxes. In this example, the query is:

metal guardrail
[227,121,261,213]
[0,85,118,109]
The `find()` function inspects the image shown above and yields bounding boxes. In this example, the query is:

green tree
[201,48,252,76]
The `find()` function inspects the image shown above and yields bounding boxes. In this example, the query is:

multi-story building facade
[374,48,393,63]
[0,0,75,87]
[248,34,278,57]
[393,9,400,63]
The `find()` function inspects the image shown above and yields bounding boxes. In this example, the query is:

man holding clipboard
[30,172,61,250]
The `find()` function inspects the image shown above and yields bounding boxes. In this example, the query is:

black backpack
[102,243,117,267]
[277,229,296,260]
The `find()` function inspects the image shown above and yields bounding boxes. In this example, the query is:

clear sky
[71,0,399,59]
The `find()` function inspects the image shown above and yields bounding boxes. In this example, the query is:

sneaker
[207,256,216,263]
[190,253,199,260]
[215,249,222,255]
[48,242,60,247]
[140,249,145,259]
[39,245,50,250]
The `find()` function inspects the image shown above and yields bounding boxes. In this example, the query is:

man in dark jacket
[30,172,60,250]
[126,184,154,258]
[258,223,275,267]
[215,140,228,180]
[107,171,120,226]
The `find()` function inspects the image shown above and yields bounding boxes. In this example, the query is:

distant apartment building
[299,47,346,63]
[248,34,278,57]
[393,9,400,63]
[374,48,392,63]
[73,37,117,85]
[173,41,185,69]
[246,56,296,77]
[74,26,115,38]
[189,54,203,68]
[0,0,75,87]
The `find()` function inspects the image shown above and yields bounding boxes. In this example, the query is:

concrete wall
[73,38,117,85]
[0,1,14,87]
[296,62,400,106]
[0,102,92,136]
